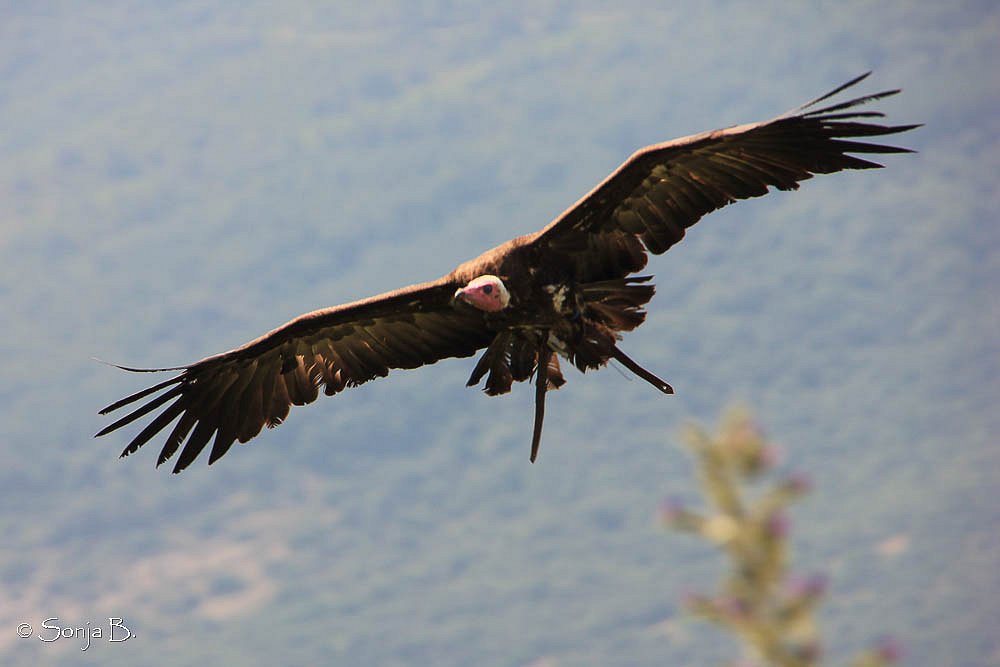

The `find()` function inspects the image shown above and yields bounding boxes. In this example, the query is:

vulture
[97,73,917,473]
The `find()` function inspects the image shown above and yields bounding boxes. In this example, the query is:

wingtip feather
[795,71,871,112]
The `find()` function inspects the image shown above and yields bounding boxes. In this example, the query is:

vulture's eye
[483,285,493,295]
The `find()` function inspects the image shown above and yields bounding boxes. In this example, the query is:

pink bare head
[454,275,510,312]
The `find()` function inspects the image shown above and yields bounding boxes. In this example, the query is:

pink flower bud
[659,498,686,523]
[759,444,782,468]
[786,573,828,599]
[875,637,904,663]
[765,511,790,538]
[786,472,813,494]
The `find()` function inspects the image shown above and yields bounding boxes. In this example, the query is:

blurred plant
[661,406,901,667]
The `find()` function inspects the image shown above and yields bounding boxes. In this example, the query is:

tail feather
[581,276,655,333]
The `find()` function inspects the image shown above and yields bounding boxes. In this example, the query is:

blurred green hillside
[1,3,997,666]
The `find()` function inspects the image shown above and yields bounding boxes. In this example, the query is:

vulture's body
[97,73,917,472]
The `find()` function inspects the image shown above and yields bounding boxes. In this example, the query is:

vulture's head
[454,275,510,312]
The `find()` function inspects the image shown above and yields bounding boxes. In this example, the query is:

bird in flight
[97,73,917,473]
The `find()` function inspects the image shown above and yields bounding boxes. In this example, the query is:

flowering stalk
[662,407,900,667]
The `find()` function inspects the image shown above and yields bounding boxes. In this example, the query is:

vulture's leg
[610,344,674,394]
[530,338,550,463]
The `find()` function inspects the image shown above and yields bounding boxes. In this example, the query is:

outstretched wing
[97,277,493,472]
[534,72,919,271]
